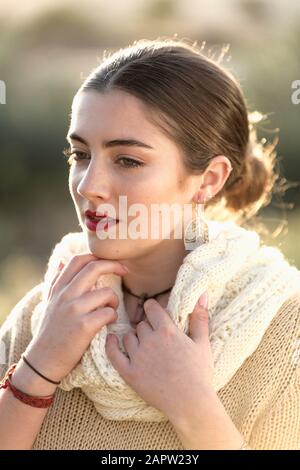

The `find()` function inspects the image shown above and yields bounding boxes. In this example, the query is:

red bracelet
[0,363,55,408]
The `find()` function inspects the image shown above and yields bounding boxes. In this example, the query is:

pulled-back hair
[78,36,290,236]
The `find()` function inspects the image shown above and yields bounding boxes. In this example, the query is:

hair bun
[224,112,279,215]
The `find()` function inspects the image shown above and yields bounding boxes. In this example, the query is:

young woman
[1,38,300,450]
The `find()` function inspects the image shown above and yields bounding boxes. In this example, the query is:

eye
[62,148,144,169]
[62,148,90,165]
[116,156,144,169]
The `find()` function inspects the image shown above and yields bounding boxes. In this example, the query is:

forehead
[69,89,188,176]
[71,89,163,144]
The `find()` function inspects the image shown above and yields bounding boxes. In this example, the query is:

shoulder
[264,289,300,352]
[248,289,300,374]
[220,289,300,404]
[0,283,44,378]
[249,291,300,449]
[219,290,300,448]
[244,289,300,409]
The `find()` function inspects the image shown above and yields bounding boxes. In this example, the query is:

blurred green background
[0,0,300,324]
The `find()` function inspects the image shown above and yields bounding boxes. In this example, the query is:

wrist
[168,387,244,450]
[11,360,58,397]
[24,339,65,385]
[168,384,217,429]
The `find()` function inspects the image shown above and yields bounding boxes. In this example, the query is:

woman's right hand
[22,253,129,384]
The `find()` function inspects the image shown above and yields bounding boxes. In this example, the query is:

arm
[0,255,128,450]
[168,386,249,450]
[0,359,58,450]
[165,297,299,450]
[169,365,300,450]
[0,283,48,449]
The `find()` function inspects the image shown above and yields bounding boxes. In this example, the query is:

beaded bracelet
[0,363,55,408]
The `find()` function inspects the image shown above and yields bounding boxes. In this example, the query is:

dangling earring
[184,190,212,251]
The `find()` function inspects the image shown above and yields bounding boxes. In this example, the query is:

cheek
[68,167,81,203]
[139,181,180,205]
[129,169,175,198]
[68,164,179,208]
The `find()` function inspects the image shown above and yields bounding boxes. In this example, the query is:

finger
[51,253,99,295]
[135,320,153,341]
[84,306,118,334]
[75,287,120,313]
[143,298,172,330]
[189,292,209,343]
[47,262,65,301]
[105,334,130,376]
[123,330,139,358]
[65,260,128,298]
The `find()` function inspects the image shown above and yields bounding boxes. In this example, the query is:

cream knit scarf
[31,218,300,422]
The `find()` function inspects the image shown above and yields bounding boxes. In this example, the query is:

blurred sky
[1,0,300,21]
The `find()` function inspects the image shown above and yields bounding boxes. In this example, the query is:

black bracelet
[21,354,61,385]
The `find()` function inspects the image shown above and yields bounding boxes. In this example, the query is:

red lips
[85,210,108,219]
[84,210,120,235]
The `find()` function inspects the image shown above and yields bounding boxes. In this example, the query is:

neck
[119,238,189,297]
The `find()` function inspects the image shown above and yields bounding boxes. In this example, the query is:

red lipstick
[84,210,119,232]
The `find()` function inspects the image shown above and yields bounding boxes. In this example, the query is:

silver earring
[184,194,210,250]
[199,191,210,244]
[202,188,213,204]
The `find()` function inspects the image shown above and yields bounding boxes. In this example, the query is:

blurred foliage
[238,0,271,21]
[1,1,300,323]
[145,0,177,19]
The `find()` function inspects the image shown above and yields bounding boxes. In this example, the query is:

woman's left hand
[105,291,215,420]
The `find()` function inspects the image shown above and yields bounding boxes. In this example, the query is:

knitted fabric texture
[29,218,300,422]
[2,284,300,449]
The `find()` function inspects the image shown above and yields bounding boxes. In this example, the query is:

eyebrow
[66,132,154,150]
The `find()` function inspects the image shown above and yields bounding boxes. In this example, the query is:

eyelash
[62,148,144,169]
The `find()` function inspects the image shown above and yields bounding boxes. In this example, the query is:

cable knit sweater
[1,221,300,449]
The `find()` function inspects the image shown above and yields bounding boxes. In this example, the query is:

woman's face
[67,89,197,260]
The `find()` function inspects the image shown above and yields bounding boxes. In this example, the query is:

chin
[85,235,128,260]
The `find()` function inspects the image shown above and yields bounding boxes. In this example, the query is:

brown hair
[78,37,290,235]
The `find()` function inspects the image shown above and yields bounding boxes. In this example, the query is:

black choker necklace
[121,279,173,314]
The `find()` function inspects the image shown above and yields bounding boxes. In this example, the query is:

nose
[76,159,111,203]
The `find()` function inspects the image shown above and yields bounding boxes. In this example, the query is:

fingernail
[198,292,208,309]
[58,262,65,270]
